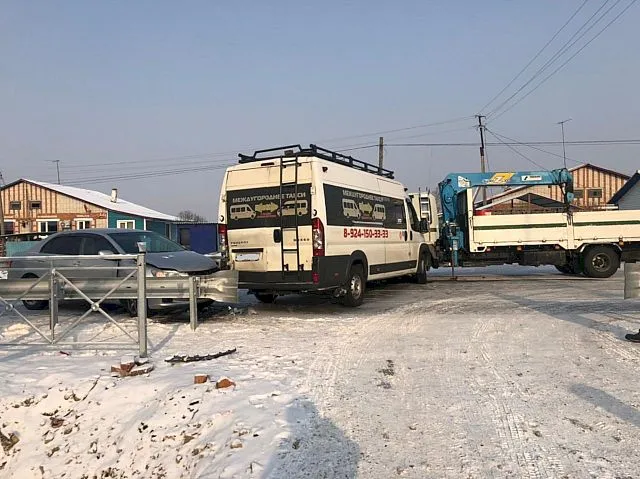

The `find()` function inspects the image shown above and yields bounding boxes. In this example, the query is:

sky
[2,1,639,220]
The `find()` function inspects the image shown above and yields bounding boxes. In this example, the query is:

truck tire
[556,256,583,275]
[582,246,620,278]
[342,265,365,307]
[21,274,48,311]
[255,292,277,304]
[555,264,572,274]
[415,253,430,284]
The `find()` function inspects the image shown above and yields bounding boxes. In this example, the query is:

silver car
[7,229,219,314]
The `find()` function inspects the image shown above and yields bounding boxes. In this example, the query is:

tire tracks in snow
[467,316,577,479]
[303,311,384,412]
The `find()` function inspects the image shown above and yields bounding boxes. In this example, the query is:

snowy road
[1,266,640,478]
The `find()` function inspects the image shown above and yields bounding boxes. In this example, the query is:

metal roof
[2,179,177,221]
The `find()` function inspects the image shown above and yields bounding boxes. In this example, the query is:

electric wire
[490,0,637,121]
[485,130,550,170]
[488,130,582,165]
[479,0,590,114]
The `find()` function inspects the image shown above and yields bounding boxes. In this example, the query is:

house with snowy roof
[0,179,178,239]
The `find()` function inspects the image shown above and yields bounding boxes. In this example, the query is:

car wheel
[415,253,429,284]
[342,265,365,307]
[21,274,48,310]
[197,299,214,312]
[582,246,620,278]
[255,292,277,304]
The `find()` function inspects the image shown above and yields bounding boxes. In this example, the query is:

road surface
[1,266,639,478]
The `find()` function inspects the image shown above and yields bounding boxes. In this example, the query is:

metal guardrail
[0,248,238,356]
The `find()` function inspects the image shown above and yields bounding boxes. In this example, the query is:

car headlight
[147,267,188,278]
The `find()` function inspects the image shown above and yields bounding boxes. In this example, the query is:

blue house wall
[107,211,144,229]
[176,223,218,253]
[107,212,177,239]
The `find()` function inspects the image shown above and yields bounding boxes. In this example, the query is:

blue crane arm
[437,168,574,267]
[438,169,574,224]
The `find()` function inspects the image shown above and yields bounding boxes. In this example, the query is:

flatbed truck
[410,169,640,278]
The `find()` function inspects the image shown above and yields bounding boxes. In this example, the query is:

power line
[488,0,615,118]
[490,0,637,121]
[384,138,640,147]
[316,115,476,145]
[488,130,582,165]
[58,136,640,186]
[335,144,379,152]
[269,138,640,153]
[59,116,475,171]
[480,0,590,114]
[485,129,549,170]
[65,163,234,186]
[61,157,232,178]
[64,151,238,169]
[379,126,477,142]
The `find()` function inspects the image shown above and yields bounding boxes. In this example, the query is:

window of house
[41,236,81,255]
[117,220,136,229]
[9,201,21,211]
[76,219,91,230]
[29,200,42,210]
[3,221,14,234]
[179,227,191,249]
[38,220,59,233]
[572,189,584,200]
[587,189,603,199]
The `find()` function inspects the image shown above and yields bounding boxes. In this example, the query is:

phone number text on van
[343,228,389,239]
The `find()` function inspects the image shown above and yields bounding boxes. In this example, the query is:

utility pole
[476,115,487,203]
[0,171,5,236]
[378,136,384,172]
[557,118,572,169]
[52,160,61,184]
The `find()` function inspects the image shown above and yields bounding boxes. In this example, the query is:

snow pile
[0,347,324,478]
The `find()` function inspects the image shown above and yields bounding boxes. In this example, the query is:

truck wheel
[556,256,583,275]
[255,292,277,304]
[415,253,430,284]
[555,264,572,274]
[342,265,365,307]
[21,274,48,310]
[582,246,620,278]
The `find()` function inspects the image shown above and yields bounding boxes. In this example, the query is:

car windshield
[108,231,185,254]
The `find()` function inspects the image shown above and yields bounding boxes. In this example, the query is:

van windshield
[108,231,185,254]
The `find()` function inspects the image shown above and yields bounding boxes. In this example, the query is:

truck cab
[408,192,439,246]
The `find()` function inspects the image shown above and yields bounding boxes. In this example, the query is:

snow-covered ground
[1,266,639,478]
